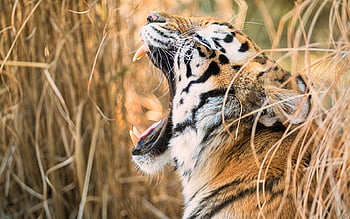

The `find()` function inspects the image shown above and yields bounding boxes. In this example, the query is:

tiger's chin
[132,149,171,175]
[129,108,173,175]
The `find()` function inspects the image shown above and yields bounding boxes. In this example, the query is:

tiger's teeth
[132,126,141,138]
[129,130,139,146]
[132,44,149,62]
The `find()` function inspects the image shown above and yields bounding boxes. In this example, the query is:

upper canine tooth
[132,44,149,62]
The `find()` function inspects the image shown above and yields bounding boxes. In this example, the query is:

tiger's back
[131,12,314,218]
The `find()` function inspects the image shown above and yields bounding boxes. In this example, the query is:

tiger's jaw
[130,11,209,173]
[130,12,180,173]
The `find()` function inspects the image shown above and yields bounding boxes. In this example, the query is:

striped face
[131,12,310,217]
[131,12,264,173]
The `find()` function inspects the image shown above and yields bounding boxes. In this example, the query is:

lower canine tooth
[132,126,141,138]
[129,130,138,146]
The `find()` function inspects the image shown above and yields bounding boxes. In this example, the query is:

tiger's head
[131,12,310,175]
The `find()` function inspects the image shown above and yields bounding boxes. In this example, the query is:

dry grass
[0,0,349,218]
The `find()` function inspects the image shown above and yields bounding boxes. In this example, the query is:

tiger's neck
[170,118,300,218]
[170,117,258,219]
[170,90,251,201]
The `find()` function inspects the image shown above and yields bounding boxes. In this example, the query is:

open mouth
[130,39,175,156]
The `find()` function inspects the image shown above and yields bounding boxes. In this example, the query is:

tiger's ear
[259,75,311,127]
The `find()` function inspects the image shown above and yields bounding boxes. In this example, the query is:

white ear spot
[259,86,310,126]
[296,75,307,92]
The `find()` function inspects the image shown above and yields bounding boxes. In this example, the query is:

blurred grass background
[0,0,349,218]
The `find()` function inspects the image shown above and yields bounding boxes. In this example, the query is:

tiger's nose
[147,11,166,23]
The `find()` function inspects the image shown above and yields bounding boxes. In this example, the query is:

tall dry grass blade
[10,171,43,200]
[74,102,85,195]
[77,114,100,219]
[0,60,50,69]
[34,81,52,219]
[253,0,276,44]
[142,198,170,219]
[232,0,247,29]
[87,31,114,121]
[43,69,74,127]
[0,0,42,71]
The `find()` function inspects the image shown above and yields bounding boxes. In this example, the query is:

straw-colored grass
[0,0,349,218]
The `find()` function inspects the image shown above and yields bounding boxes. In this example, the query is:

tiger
[130,12,313,218]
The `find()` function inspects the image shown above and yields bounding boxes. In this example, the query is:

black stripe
[254,53,268,65]
[193,111,241,170]
[194,33,212,49]
[238,41,249,52]
[303,152,311,166]
[173,157,179,170]
[212,22,234,29]
[184,49,193,78]
[223,33,234,43]
[185,182,208,208]
[182,169,192,177]
[179,98,184,105]
[218,54,229,64]
[232,65,241,71]
[157,25,176,33]
[188,179,243,219]
[208,50,216,59]
[201,121,222,143]
[193,120,222,169]
[196,46,206,57]
[212,22,225,26]
[257,71,266,78]
[150,25,175,39]
[203,177,281,218]
[203,186,256,218]
[182,61,220,93]
[212,38,226,53]
[191,88,234,119]
[256,122,286,134]
[173,119,195,134]
[149,35,168,47]
[278,70,292,87]
[205,179,242,201]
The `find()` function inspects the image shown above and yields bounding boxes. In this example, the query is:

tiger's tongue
[139,120,162,140]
